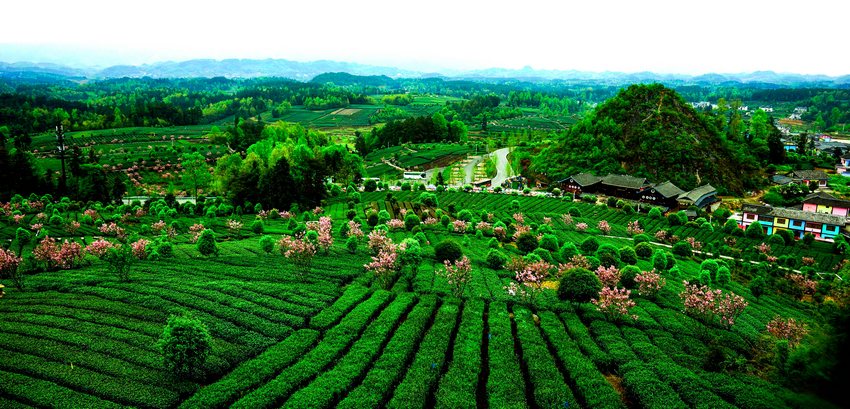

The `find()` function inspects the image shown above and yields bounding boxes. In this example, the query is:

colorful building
[740,204,845,242]
[802,192,850,217]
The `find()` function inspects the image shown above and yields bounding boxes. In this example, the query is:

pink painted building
[802,192,850,217]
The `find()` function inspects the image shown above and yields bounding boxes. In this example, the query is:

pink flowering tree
[387,218,405,231]
[493,226,506,241]
[595,265,621,287]
[597,220,611,235]
[85,239,114,258]
[315,216,333,254]
[679,281,748,328]
[654,230,668,242]
[278,235,317,278]
[686,237,703,251]
[512,260,552,303]
[226,219,244,238]
[634,269,666,298]
[452,219,469,233]
[575,222,588,232]
[347,220,364,240]
[367,229,392,255]
[513,212,525,225]
[0,247,23,289]
[561,213,573,226]
[542,217,552,225]
[440,255,472,297]
[131,239,150,260]
[787,273,817,300]
[423,217,438,227]
[475,221,492,234]
[151,220,167,234]
[626,220,644,235]
[592,287,638,321]
[766,316,808,347]
[365,242,400,289]
[188,224,205,243]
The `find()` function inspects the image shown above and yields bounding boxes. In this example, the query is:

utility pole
[56,125,67,194]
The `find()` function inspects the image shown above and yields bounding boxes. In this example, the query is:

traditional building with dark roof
[598,174,650,199]
[677,184,718,210]
[791,169,829,189]
[639,181,684,210]
[557,173,602,195]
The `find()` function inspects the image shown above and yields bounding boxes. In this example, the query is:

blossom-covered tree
[85,239,114,258]
[634,269,666,298]
[595,265,621,287]
[766,315,808,347]
[592,287,638,321]
[680,281,748,328]
[597,220,611,234]
[441,255,472,297]
[575,222,588,232]
[347,220,364,239]
[367,229,391,255]
[278,234,317,278]
[0,247,23,289]
[452,219,468,233]
[131,239,150,260]
[188,224,205,243]
[561,213,573,226]
[365,242,400,289]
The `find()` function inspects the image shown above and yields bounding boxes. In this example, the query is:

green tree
[745,222,766,239]
[557,268,602,303]
[157,314,212,379]
[182,152,212,199]
[197,229,219,256]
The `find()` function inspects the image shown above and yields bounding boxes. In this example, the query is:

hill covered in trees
[536,84,763,193]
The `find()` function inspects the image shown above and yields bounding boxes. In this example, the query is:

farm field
[0,189,844,408]
[363,143,475,179]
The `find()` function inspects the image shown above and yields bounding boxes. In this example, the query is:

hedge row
[99,282,293,339]
[0,331,192,393]
[559,313,611,369]
[0,369,122,409]
[486,302,528,409]
[589,320,639,366]
[337,295,438,409]
[309,285,370,329]
[230,290,392,409]
[386,302,460,408]
[434,299,485,408]
[0,348,180,408]
[179,329,320,409]
[513,307,577,408]
[537,311,625,409]
[282,293,417,408]
[620,361,688,409]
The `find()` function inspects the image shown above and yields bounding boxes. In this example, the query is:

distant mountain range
[1,58,849,86]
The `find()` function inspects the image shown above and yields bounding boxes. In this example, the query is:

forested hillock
[536,84,761,193]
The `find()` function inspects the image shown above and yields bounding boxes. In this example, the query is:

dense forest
[534,84,775,193]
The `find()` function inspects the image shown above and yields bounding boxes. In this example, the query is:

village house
[598,174,651,199]
[802,192,850,218]
[558,173,602,196]
[791,170,829,189]
[640,181,685,210]
[836,154,850,176]
[677,184,718,210]
[740,204,845,242]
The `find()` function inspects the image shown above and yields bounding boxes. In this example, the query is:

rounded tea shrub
[434,239,463,263]
[558,268,602,303]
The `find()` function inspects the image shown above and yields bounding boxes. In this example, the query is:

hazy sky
[2,0,848,75]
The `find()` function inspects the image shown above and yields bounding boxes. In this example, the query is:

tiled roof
[742,204,846,226]
[651,181,685,198]
[678,184,716,203]
[601,174,649,189]
[570,173,603,187]
[802,192,850,209]
[792,169,829,180]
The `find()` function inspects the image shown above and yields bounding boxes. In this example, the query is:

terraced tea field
[0,190,842,408]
